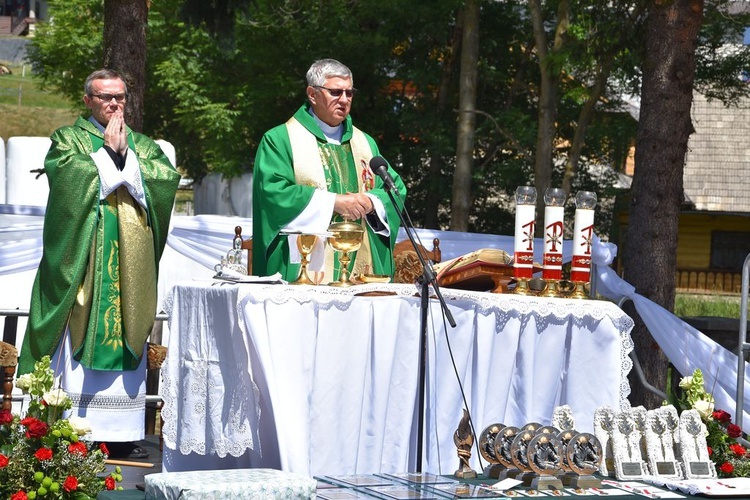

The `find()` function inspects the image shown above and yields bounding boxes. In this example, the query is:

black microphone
[369,156,397,191]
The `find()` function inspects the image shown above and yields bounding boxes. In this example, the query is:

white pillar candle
[514,186,537,280]
[571,191,597,283]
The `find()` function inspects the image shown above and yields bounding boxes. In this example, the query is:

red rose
[63,476,79,492]
[34,447,53,461]
[720,461,735,474]
[105,476,116,490]
[708,446,713,456]
[99,442,110,456]
[727,423,742,439]
[0,409,13,425]
[68,442,88,457]
[10,492,28,500]
[713,409,732,423]
[20,417,48,439]
[730,443,746,457]
[0,454,8,467]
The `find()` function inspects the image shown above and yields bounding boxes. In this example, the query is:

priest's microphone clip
[369,156,397,192]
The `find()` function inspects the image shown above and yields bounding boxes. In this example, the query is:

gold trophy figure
[326,221,364,287]
[291,234,318,285]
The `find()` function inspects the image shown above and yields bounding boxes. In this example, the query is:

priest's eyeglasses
[314,86,357,99]
[91,93,127,103]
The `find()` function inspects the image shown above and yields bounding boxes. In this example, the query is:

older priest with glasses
[19,68,180,459]
[253,58,407,283]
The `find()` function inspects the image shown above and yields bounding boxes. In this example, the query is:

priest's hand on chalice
[334,193,373,220]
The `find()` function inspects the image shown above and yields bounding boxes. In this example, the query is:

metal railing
[735,253,750,431]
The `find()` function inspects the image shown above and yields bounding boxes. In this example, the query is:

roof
[683,92,750,213]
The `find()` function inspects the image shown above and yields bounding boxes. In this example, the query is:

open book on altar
[434,248,515,293]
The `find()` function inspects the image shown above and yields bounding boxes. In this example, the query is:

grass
[675,293,743,319]
[0,62,79,139]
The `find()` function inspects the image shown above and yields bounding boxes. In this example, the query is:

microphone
[369,156,397,191]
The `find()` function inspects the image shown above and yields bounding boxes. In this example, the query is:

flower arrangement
[673,368,750,478]
[0,356,121,499]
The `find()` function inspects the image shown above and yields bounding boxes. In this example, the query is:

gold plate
[359,274,391,284]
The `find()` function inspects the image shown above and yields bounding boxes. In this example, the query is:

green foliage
[674,293,741,319]
[24,0,750,234]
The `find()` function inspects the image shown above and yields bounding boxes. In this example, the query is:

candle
[514,186,536,280]
[542,188,566,282]
[571,191,597,283]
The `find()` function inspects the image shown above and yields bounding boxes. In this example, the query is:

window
[711,231,750,271]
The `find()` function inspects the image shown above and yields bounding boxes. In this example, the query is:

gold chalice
[326,220,364,287]
[291,233,318,285]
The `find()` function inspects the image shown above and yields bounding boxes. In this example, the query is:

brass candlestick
[326,221,364,287]
[291,234,318,285]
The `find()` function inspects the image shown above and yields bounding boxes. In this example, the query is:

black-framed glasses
[91,93,127,103]
[314,86,357,98]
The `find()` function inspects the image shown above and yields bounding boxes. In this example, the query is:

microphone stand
[383,185,456,473]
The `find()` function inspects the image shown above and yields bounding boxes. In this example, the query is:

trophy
[326,220,364,287]
[479,423,505,478]
[453,409,477,479]
[566,432,604,488]
[291,234,318,285]
[493,426,522,479]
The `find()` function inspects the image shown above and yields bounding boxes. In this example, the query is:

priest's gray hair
[84,68,128,96]
[306,59,353,87]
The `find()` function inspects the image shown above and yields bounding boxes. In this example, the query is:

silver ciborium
[326,220,364,287]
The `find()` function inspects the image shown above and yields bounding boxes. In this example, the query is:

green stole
[68,133,157,370]
[286,118,374,282]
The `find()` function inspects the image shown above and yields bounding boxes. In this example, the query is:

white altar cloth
[161,282,634,477]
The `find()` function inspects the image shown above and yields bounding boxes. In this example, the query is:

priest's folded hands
[334,192,375,220]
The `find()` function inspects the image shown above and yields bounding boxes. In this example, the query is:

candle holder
[570,191,597,299]
[541,188,566,297]
[513,186,537,295]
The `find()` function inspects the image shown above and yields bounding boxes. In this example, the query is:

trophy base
[518,471,538,486]
[483,464,506,479]
[454,467,477,479]
[530,475,564,491]
[568,475,601,489]
[498,468,522,480]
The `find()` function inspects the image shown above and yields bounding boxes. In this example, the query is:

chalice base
[291,269,316,285]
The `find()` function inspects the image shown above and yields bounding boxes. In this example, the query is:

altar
[160,282,634,477]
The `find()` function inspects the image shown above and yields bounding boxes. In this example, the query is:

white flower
[679,376,693,389]
[694,399,715,419]
[43,388,69,407]
[15,373,33,392]
[68,415,92,436]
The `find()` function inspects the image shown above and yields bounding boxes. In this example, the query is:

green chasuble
[18,116,180,375]
[252,104,407,282]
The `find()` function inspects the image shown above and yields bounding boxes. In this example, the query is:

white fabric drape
[161,282,633,476]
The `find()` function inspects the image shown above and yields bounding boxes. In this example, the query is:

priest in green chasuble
[253,58,407,283]
[19,69,180,458]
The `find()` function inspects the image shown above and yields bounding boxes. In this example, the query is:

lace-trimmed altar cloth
[161,281,634,476]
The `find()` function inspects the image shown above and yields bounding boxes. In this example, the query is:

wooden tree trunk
[624,0,703,409]
[103,0,148,132]
[449,0,479,232]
